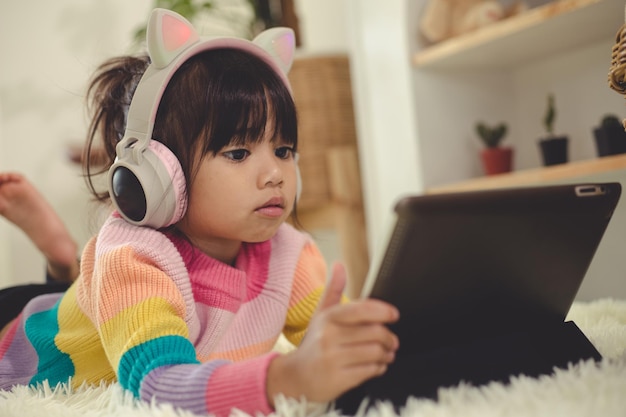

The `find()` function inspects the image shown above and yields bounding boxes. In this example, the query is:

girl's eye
[223,149,249,161]
[275,146,294,160]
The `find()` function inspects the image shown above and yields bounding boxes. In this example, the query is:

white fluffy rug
[1,298,625,417]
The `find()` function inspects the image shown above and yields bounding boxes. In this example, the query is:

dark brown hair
[84,49,298,207]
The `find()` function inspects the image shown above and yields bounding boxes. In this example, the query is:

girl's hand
[266,263,400,406]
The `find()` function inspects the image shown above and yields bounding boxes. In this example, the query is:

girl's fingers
[326,323,399,351]
[324,299,400,326]
[326,346,396,395]
[338,341,397,369]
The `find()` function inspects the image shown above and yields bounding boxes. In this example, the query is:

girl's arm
[82,220,277,417]
[282,240,351,346]
[282,241,328,345]
[268,263,400,406]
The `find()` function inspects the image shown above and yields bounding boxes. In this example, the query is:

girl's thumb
[317,262,347,311]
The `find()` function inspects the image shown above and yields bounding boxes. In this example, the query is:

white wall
[0,0,153,286]
[294,0,350,53]
[0,101,7,282]
[345,0,422,255]
[512,39,625,170]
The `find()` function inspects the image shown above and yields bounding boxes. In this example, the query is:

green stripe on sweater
[25,300,75,386]
[118,335,199,397]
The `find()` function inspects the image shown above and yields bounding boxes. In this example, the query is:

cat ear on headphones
[253,27,295,78]
[147,8,200,69]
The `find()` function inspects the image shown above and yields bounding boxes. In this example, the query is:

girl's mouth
[255,197,285,218]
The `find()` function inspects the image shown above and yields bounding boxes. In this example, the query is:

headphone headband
[119,9,296,162]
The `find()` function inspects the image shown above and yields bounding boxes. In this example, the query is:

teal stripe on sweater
[25,301,75,386]
[118,335,199,397]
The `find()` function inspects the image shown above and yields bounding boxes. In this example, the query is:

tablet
[361,182,622,353]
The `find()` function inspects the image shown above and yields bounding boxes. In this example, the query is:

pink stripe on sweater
[205,353,278,417]
[235,240,270,302]
[0,317,19,360]
[93,217,200,340]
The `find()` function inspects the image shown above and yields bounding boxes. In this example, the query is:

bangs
[201,50,298,154]
[151,48,298,188]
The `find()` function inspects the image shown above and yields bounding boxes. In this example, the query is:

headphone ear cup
[148,140,188,224]
[108,140,187,228]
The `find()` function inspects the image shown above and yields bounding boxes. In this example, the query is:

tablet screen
[362,183,621,353]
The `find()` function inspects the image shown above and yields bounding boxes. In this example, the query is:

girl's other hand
[266,263,400,407]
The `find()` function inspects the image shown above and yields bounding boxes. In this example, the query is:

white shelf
[427,154,626,193]
[413,0,624,71]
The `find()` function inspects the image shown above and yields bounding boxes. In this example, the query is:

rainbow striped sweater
[0,215,327,416]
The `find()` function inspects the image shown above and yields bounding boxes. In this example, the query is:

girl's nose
[258,152,284,189]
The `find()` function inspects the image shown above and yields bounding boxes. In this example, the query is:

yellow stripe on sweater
[287,243,327,308]
[282,242,326,345]
[56,285,117,387]
[283,240,351,345]
[98,297,191,369]
[283,286,323,345]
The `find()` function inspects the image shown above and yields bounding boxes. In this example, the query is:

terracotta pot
[480,147,513,175]
[539,136,568,166]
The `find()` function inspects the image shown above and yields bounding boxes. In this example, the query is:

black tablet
[361,182,622,353]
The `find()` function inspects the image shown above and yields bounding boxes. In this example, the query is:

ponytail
[84,55,149,201]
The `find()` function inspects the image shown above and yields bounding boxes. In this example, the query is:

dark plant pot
[539,136,568,166]
[481,147,513,175]
[593,127,626,157]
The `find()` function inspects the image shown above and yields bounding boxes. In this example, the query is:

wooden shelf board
[414,0,624,71]
[427,153,626,193]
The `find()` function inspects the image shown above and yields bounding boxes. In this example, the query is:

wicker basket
[288,54,360,210]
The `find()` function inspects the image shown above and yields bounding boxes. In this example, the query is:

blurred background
[1,0,625,300]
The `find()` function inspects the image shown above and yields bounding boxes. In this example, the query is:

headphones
[108,8,299,229]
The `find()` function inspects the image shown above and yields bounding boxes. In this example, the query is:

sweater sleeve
[282,240,328,346]
[80,217,276,417]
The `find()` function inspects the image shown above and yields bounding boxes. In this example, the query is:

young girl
[0,8,399,417]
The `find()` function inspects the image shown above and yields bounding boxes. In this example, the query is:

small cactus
[543,94,556,135]
[476,122,508,148]
[601,114,623,130]
[594,114,626,156]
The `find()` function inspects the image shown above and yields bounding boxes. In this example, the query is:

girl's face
[176,129,297,264]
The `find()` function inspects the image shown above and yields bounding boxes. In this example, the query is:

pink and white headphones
[108,8,298,229]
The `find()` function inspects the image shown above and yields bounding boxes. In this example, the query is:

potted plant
[593,114,626,157]
[475,121,513,175]
[132,0,298,42]
[538,94,568,166]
